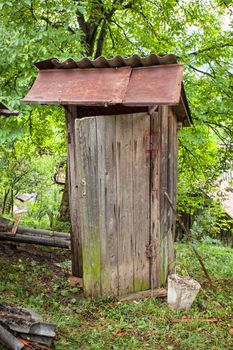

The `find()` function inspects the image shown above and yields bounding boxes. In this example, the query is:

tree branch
[40,16,76,34]
[108,24,115,50]
[185,43,233,57]
[75,0,104,56]
[111,19,144,53]
[94,5,117,58]
[94,18,107,58]
[188,64,215,78]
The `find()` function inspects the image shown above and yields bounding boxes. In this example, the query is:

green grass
[0,243,232,349]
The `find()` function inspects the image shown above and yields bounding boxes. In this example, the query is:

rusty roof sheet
[23,65,183,106]
[23,54,191,125]
[0,103,18,117]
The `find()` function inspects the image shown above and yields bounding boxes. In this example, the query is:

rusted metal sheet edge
[22,100,181,106]
[32,63,183,73]
[35,53,178,70]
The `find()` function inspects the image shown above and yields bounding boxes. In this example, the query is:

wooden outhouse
[23,54,191,297]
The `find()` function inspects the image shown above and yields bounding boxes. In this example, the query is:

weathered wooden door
[68,107,177,297]
[75,113,152,296]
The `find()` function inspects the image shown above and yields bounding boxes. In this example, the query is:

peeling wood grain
[75,117,101,297]
[97,116,118,295]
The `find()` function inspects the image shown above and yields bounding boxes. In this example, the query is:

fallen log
[0,217,70,239]
[16,227,70,239]
[0,232,70,249]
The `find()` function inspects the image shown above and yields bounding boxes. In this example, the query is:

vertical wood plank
[75,117,101,297]
[170,108,178,273]
[97,116,118,296]
[132,113,150,292]
[159,106,169,285]
[172,109,178,233]
[65,106,82,277]
[116,114,134,295]
[150,111,161,288]
[167,107,175,274]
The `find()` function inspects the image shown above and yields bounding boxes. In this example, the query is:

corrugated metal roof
[0,103,18,117]
[23,65,183,106]
[23,54,191,125]
[35,54,177,70]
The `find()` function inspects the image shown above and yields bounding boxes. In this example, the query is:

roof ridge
[35,53,177,70]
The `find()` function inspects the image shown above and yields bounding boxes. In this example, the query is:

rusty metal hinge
[145,240,156,259]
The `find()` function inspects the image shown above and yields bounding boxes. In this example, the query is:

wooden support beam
[65,106,83,276]
[116,288,167,302]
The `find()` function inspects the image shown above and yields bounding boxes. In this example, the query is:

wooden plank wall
[75,113,150,297]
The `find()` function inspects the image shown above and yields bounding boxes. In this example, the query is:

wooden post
[65,106,82,277]
[167,107,176,274]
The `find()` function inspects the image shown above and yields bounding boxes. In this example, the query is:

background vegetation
[0,243,232,349]
[0,0,232,236]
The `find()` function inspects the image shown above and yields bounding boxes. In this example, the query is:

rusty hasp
[0,304,56,349]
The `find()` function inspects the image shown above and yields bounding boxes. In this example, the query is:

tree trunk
[1,189,9,215]
[59,166,70,221]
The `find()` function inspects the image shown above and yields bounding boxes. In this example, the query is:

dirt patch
[0,242,71,277]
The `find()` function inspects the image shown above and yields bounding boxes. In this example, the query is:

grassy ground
[0,242,232,349]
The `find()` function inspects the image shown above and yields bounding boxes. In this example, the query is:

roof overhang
[22,55,192,126]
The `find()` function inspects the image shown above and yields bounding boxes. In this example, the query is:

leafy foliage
[0,0,232,231]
